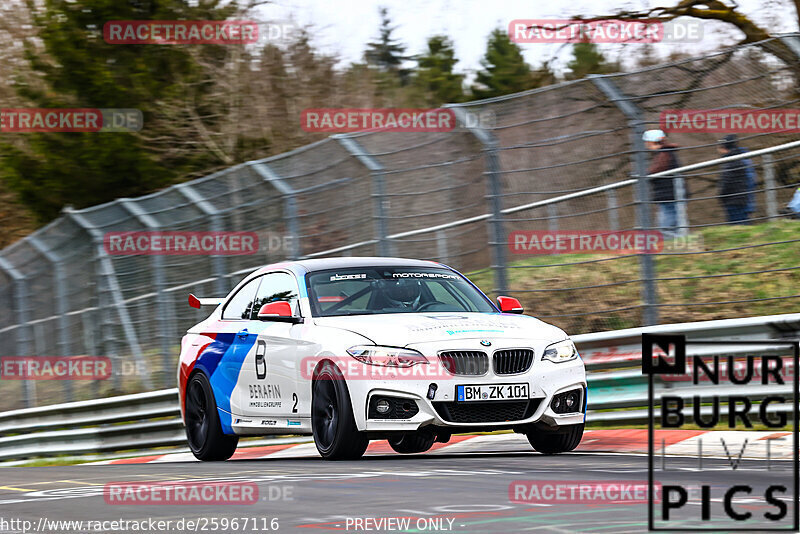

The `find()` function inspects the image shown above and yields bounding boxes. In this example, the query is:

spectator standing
[717,134,751,224]
[643,129,683,239]
[785,186,800,219]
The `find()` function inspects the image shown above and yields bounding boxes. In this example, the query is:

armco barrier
[0,312,798,461]
[0,389,183,461]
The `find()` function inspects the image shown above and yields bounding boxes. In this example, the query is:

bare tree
[585,0,800,67]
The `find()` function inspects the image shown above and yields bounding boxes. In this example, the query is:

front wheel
[185,373,238,461]
[312,362,369,460]
[527,423,584,454]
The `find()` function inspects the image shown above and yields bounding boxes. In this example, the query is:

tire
[388,431,435,454]
[312,362,369,460]
[527,423,584,454]
[184,372,239,461]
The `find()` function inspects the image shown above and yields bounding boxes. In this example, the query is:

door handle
[237,329,249,339]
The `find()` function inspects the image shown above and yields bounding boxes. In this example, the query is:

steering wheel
[416,301,448,312]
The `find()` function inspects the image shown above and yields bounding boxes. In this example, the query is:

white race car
[178,257,586,460]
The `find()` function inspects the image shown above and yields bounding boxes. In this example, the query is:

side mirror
[257,301,303,323]
[497,296,524,314]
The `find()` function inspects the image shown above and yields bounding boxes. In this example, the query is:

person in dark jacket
[717,134,751,224]
[644,129,683,239]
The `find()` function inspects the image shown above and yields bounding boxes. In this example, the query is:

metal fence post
[175,183,228,296]
[81,308,98,363]
[334,135,392,256]
[631,124,659,326]
[601,169,620,231]
[448,105,508,295]
[28,236,73,401]
[547,204,559,231]
[778,34,800,59]
[250,162,301,260]
[96,250,119,394]
[762,154,779,220]
[65,209,152,389]
[674,177,689,237]
[119,200,174,388]
[0,256,35,407]
[606,189,619,231]
[590,75,659,325]
[436,229,450,264]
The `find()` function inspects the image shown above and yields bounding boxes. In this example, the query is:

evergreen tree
[565,42,620,80]
[471,28,535,99]
[0,0,236,221]
[414,35,464,105]
[364,7,410,84]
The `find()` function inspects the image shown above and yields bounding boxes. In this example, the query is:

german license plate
[456,383,529,402]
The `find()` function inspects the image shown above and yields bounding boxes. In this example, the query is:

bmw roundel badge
[480,340,491,347]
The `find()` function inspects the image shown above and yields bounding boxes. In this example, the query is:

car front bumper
[344,338,587,432]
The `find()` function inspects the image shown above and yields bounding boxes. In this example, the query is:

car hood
[313,312,566,346]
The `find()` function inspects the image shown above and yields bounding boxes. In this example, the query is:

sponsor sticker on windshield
[330,273,367,281]
[392,272,458,279]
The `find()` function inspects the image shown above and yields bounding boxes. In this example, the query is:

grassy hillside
[470,220,800,334]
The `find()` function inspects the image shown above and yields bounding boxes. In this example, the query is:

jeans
[724,203,748,224]
[657,202,678,239]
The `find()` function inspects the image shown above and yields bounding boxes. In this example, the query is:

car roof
[293,257,445,273]
[253,257,446,276]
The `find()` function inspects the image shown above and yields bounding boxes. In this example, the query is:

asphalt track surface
[0,437,796,534]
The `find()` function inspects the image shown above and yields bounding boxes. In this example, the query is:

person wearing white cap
[642,129,666,144]
[643,129,683,239]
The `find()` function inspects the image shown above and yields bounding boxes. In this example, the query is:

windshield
[306,267,497,317]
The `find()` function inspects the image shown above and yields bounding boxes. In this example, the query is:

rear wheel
[527,423,584,454]
[312,362,368,460]
[185,373,238,461]
[388,431,435,454]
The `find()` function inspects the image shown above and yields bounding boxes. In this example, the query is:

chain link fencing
[1,35,799,410]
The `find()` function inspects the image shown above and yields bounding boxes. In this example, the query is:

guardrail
[0,312,798,461]
[0,390,183,461]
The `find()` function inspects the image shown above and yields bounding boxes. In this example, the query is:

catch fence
[1,35,799,408]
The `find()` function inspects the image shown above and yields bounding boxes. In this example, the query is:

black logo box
[643,333,800,531]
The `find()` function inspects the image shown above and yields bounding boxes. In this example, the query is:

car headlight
[542,340,579,363]
[346,345,429,367]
